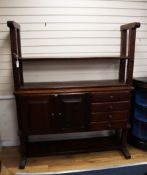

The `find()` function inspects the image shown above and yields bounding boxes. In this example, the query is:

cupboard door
[57,93,89,132]
[20,95,55,134]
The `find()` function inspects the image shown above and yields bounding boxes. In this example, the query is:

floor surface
[1,145,147,175]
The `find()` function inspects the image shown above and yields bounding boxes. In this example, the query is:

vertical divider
[17,29,24,86]
[126,29,137,85]
[119,29,127,83]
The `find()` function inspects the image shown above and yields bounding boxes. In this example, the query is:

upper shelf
[7,21,141,89]
[19,56,128,62]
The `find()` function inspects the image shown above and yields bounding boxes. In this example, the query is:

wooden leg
[19,134,28,169]
[19,157,27,169]
[115,129,121,138]
[120,127,131,159]
[121,147,131,159]
[19,134,28,155]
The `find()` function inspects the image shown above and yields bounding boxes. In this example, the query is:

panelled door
[18,93,89,134]
[19,95,55,134]
[57,93,89,132]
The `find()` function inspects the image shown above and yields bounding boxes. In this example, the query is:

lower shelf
[19,132,131,169]
[26,135,121,157]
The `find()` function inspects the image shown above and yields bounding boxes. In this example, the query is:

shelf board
[18,80,129,91]
[20,56,128,62]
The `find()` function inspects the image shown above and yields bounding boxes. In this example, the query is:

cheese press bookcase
[7,21,140,169]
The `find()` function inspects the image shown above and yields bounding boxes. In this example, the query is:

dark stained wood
[89,120,127,131]
[7,21,140,88]
[19,95,55,135]
[7,21,140,169]
[119,22,140,84]
[91,101,130,112]
[57,93,89,132]
[19,80,128,90]
[18,93,90,135]
[27,136,121,157]
[7,21,20,29]
[20,56,127,61]
[14,86,133,96]
[121,146,131,159]
[91,90,130,102]
[126,29,136,85]
[7,21,23,89]
[121,22,140,31]
[119,30,127,82]
[90,111,129,122]
[17,28,24,86]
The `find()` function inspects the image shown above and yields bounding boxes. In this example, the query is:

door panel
[20,95,54,134]
[58,93,89,132]
[19,93,90,134]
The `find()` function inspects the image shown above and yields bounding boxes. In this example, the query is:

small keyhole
[108,115,112,119]
[51,113,55,117]
[110,95,114,99]
[108,124,111,128]
[58,113,62,116]
[109,105,113,109]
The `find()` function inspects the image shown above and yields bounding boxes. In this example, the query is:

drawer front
[91,111,128,122]
[89,121,127,131]
[91,91,130,102]
[91,101,129,112]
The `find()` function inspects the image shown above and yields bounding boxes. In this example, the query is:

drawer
[91,91,130,102]
[91,101,129,112]
[91,111,128,122]
[89,120,127,131]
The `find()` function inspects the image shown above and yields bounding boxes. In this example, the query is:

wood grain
[1,146,147,175]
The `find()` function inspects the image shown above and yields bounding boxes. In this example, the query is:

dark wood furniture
[7,21,140,169]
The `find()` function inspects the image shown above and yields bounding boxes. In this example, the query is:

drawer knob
[51,113,55,117]
[109,105,113,109]
[58,112,62,116]
[108,124,112,128]
[110,95,114,100]
[108,115,113,119]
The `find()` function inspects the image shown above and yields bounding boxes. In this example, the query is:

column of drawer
[89,91,130,130]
